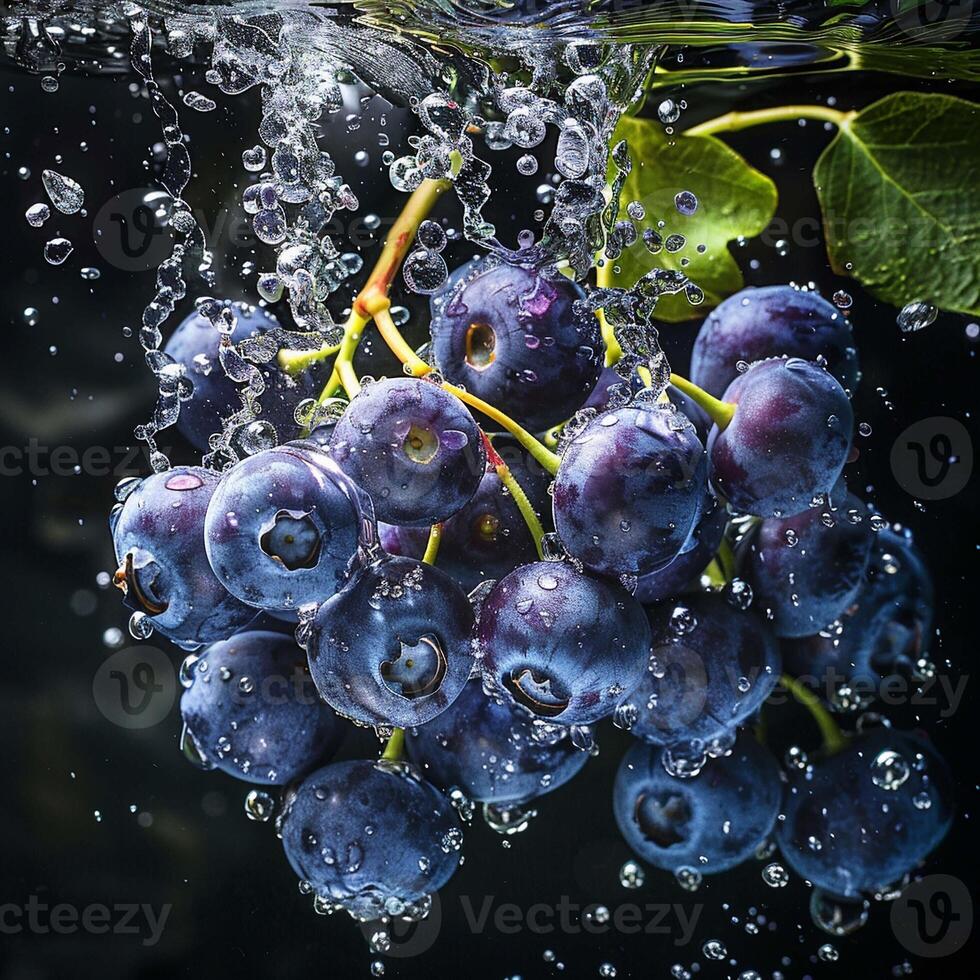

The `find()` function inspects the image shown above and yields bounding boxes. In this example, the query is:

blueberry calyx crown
[381,634,449,699]
[506,667,570,717]
[113,551,169,616]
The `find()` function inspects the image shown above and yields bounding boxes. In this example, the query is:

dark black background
[0,32,977,980]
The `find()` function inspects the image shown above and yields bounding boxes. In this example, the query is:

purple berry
[329,377,485,527]
[708,357,853,518]
[553,403,707,578]
[691,285,859,398]
[429,255,602,432]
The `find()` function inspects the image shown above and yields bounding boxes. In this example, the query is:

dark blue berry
[691,285,859,398]
[163,303,320,450]
[307,555,475,728]
[614,733,781,874]
[180,631,345,784]
[622,592,780,748]
[111,466,254,647]
[781,528,933,692]
[406,680,589,805]
[777,728,953,898]
[708,357,853,518]
[747,485,875,637]
[553,403,708,578]
[329,377,485,527]
[204,445,361,611]
[477,561,651,726]
[281,759,461,917]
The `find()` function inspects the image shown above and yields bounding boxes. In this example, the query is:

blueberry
[622,593,780,748]
[708,357,853,518]
[111,466,254,647]
[747,486,875,637]
[163,303,320,450]
[429,255,603,432]
[691,285,860,398]
[329,377,485,527]
[781,528,933,691]
[204,444,361,611]
[614,734,781,875]
[280,759,461,917]
[633,493,727,605]
[307,555,475,728]
[777,728,953,898]
[477,561,651,726]
[380,439,552,593]
[553,403,707,578]
[180,631,345,784]
[406,679,588,805]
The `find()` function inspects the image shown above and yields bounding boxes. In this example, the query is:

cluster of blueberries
[110,256,952,926]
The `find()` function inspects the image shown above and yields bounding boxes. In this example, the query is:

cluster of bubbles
[5,3,717,470]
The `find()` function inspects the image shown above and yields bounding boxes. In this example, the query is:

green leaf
[814,92,980,316]
[609,116,777,322]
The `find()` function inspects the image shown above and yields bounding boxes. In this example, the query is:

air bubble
[657,98,681,124]
[674,190,698,216]
[762,863,789,887]
[897,300,938,333]
[517,154,539,176]
[403,247,448,295]
[183,91,217,112]
[26,203,50,227]
[619,861,645,889]
[242,145,267,171]
[870,748,910,790]
[44,238,74,265]
[42,169,84,214]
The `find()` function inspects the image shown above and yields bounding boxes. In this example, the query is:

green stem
[702,558,727,589]
[422,523,443,565]
[484,435,546,561]
[717,537,737,581]
[381,727,405,761]
[313,311,368,404]
[668,373,736,430]
[779,674,848,756]
[282,177,450,401]
[278,339,341,376]
[685,104,855,138]
[596,308,622,368]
